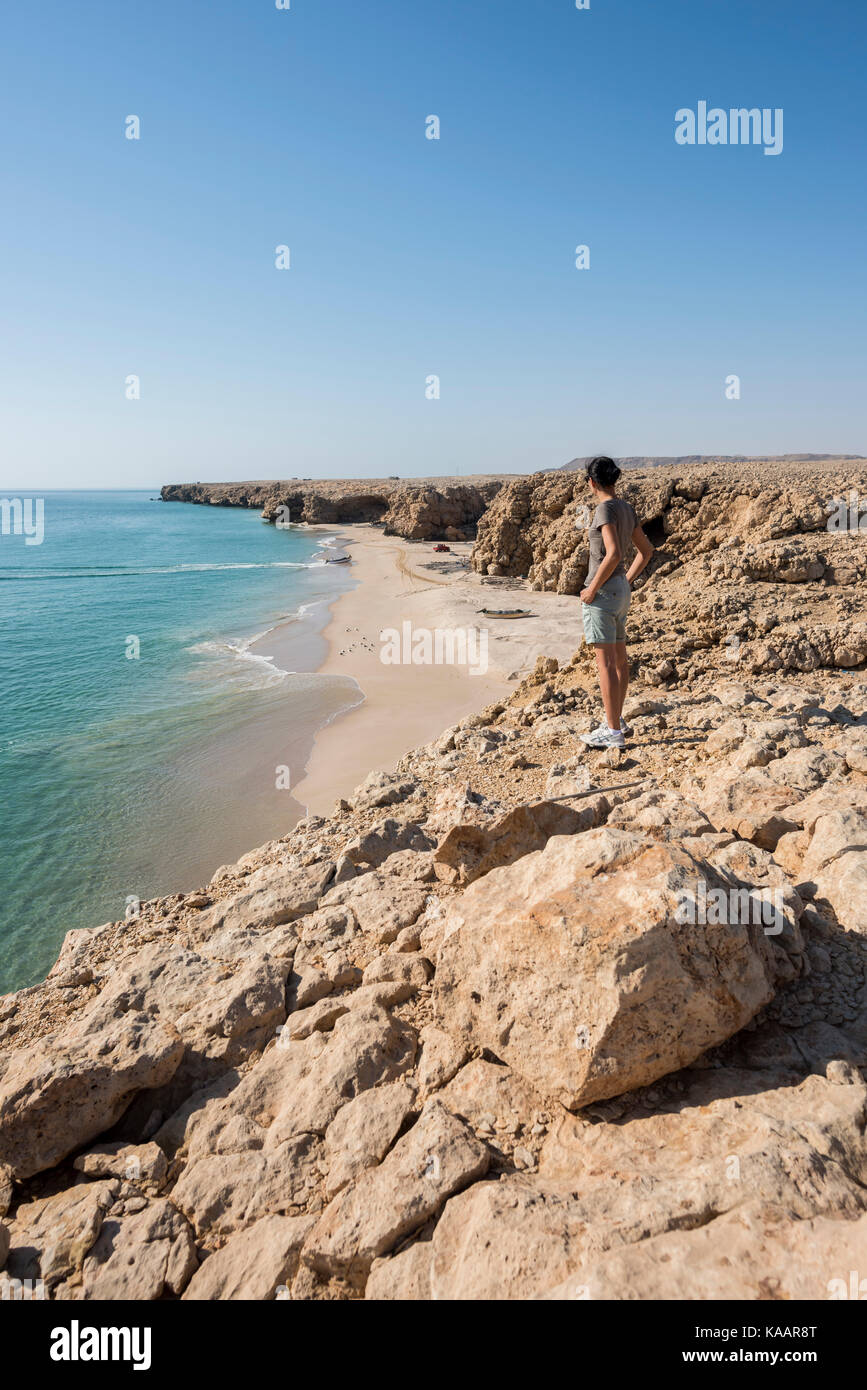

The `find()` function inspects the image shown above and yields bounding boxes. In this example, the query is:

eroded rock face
[301,1100,489,1282]
[4,1180,119,1291]
[182,1213,316,1301]
[2,570,867,1302]
[433,829,794,1110]
[540,1205,867,1301]
[433,799,608,886]
[0,1010,183,1180]
[79,1199,196,1301]
[160,478,503,542]
[423,1066,867,1300]
[169,1005,417,1240]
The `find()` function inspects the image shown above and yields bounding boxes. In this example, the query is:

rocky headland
[160,476,509,542]
[2,458,867,1300]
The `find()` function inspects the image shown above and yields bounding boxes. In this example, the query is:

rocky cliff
[160,477,508,542]
[472,458,867,686]
[555,453,864,472]
[3,460,867,1300]
[2,642,866,1297]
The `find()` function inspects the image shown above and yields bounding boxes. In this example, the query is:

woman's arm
[625,524,654,585]
[580,522,621,601]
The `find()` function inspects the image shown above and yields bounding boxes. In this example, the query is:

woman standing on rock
[579,456,654,750]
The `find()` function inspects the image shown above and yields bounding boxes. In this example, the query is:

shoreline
[279,524,589,817]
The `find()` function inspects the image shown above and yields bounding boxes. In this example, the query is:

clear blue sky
[1,0,864,487]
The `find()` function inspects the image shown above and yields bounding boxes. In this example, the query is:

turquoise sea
[0,491,358,993]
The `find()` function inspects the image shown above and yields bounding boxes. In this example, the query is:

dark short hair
[585,455,621,487]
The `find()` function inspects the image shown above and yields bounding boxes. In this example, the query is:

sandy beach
[285,524,586,816]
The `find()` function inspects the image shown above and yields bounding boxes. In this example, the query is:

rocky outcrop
[2,612,867,1298]
[433,829,802,1109]
[470,461,867,687]
[0,1008,184,1180]
[160,477,505,542]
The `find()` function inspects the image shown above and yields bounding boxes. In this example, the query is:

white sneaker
[597,715,632,736]
[580,724,626,750]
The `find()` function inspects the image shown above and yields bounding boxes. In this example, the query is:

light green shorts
[582,575,631,644]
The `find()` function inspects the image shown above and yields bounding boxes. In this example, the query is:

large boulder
[433,829,793,1110]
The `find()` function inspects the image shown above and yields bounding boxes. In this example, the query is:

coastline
[3,467,867,1305]
[277,524,588,817]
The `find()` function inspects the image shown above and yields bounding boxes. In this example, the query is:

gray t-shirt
[586,498,638,585]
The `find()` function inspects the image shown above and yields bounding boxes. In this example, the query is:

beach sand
[280,524,587,817]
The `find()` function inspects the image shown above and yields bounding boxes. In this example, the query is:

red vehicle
[433,543,450,552]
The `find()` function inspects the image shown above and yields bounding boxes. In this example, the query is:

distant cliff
[160,476,508,542]
[554,453,864,472]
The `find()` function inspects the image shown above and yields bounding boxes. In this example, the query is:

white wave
[175,561,312,572]
[186,638,289,689]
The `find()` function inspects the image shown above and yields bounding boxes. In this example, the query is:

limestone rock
[416,1025,468,1097]
[302,1100,489,1281]
[436,1059,545,1134]
[171,1134,321,1238]
[74,1198,196,1300]
[320,872,429,946]
[540,1205,867,1300]
[365,1241,433,1300]
[74,1141,168,1187]
[182,1213,316,1300]
[433,799,607,887]
[434,829,785,1110]
[198,860,334,938]
[607,788,714,839]
[429,1176,589,1300]
[171,1006,417,1236]
[0,1010,183,1179]
[797,809,867,933]
[0,1163,12,1218]
[544,759,593,799]
[351,772,418,811]
[324,1080,416,1197]
[361,952,433,1001]
[4,1180,119,1289]
[340,819,434,870]
[694,768,801,848]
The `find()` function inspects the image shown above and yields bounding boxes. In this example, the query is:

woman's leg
[593,643,621,729]
[614,640,629,720]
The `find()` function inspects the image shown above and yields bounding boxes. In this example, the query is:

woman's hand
[580,587,596,604]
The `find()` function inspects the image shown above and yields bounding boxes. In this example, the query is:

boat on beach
[476,607,532,619]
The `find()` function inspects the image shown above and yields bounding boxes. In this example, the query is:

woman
[578,456,654,750]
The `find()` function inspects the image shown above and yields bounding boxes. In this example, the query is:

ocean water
[0,491,359,993]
